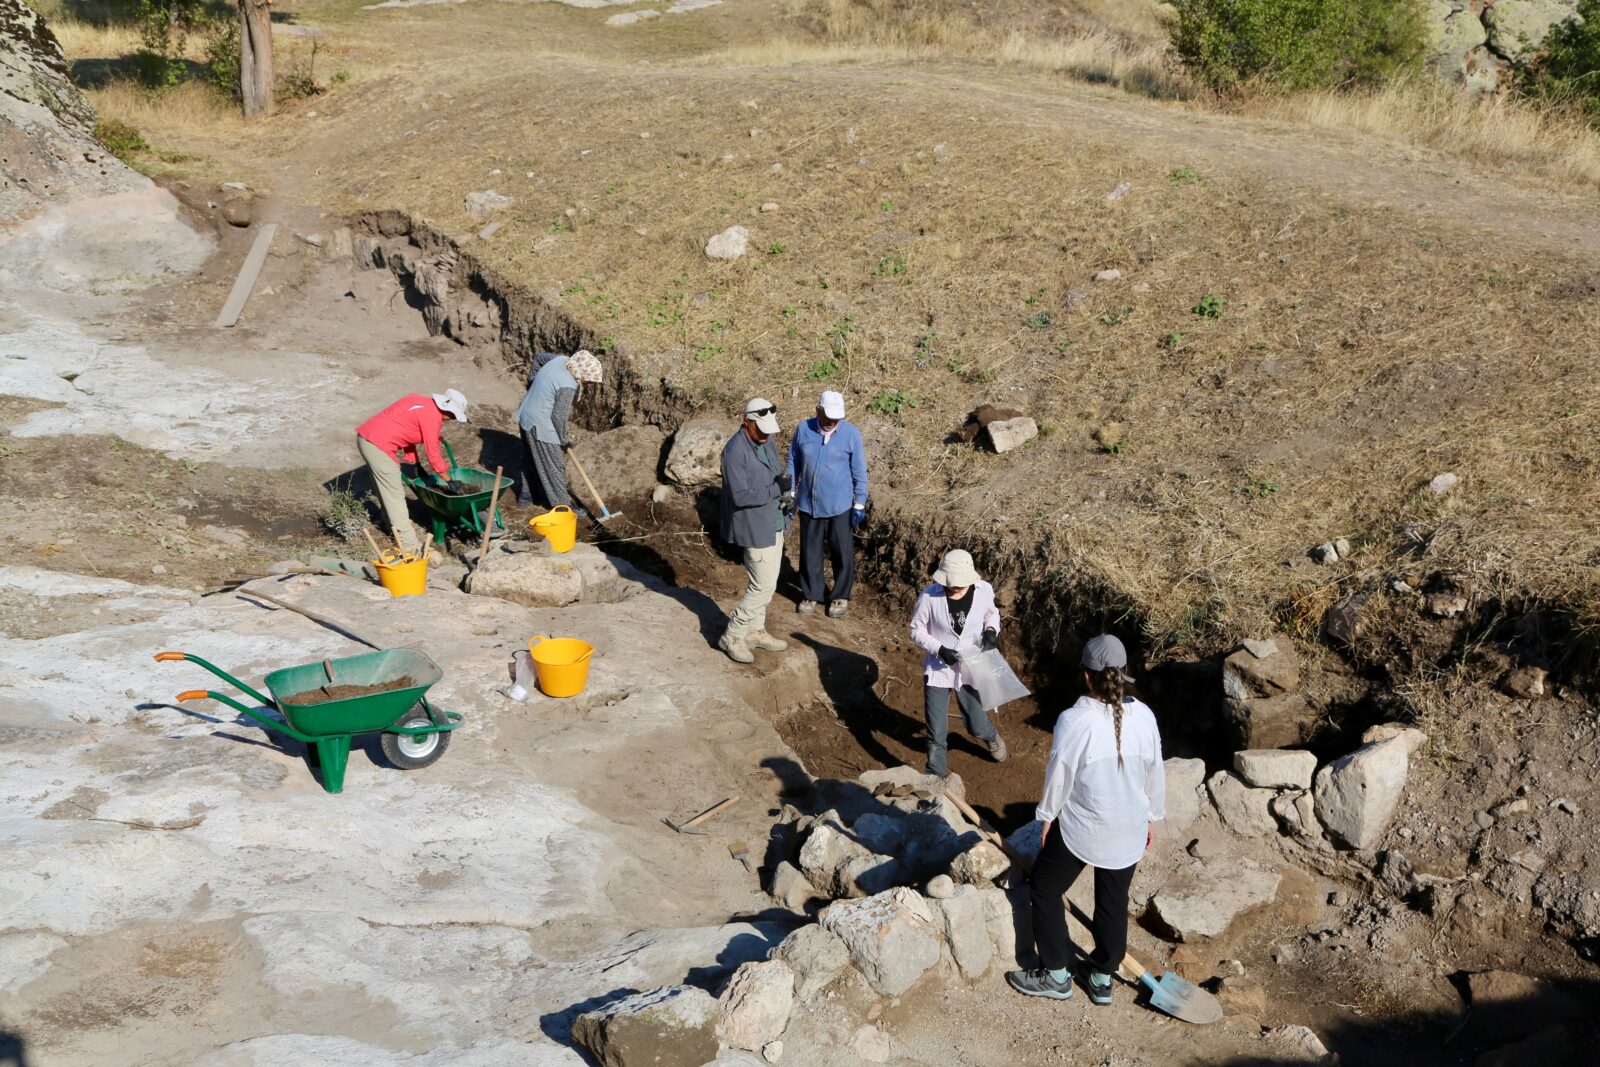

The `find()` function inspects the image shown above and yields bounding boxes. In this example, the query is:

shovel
[945,792,1222,1026]
[568,449,623,525]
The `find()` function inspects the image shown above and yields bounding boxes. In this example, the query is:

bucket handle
[527,635,596,664]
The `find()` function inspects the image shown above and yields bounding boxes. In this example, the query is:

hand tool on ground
[944,791,1221,1025]
[568,449,623,524]
[662,794,739,835]
[237,588,382,650]
[729,841,754,873]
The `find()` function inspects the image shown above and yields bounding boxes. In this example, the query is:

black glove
[560,440,572,451]
[446,479,468,495]
[980,629,999,652]
[850,505,867,530]
[937,646,961,667]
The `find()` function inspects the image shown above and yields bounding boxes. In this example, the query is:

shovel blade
[1140,970,1223,1025]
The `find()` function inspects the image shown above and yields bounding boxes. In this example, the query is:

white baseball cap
[432,388,468,422]
[933,549,979,588]
[744,397,779,435]
[819,390,845,419]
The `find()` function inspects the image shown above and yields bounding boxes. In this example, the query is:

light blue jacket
[518,355,577,444]
[785,418,867,519]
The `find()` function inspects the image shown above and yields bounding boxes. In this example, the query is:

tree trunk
[238,0,274,118]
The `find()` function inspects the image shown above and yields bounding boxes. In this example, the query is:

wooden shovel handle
[944,791,1146,985]
[567,449,609,514]
[474,467,502,570]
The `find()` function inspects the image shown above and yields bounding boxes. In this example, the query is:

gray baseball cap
[1081,634,1134,682]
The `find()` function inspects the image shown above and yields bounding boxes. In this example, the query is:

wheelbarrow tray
[408,467,504,517]
[263,648,443,737]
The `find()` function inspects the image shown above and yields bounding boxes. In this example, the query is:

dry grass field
[47,0,1600,669]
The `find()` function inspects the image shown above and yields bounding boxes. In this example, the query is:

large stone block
[936,884,994,978]
[1313,737,1412,850]
[572,985,720,1067]
[1207,771,1277,838]
[664,419,729,487]
[1164,757,1207,834]
[1150,861,1281,941]
[1234,749,1317,791]
[819,887,942,996]
[716,959,794,1051]
[770,924,850,1001]
[1224,692,1316,751]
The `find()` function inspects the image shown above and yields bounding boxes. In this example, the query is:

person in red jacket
[355,389,467,555]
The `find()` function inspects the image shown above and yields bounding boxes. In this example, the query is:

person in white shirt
[1005,634,1165,1005]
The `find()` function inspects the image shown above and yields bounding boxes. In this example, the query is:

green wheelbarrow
[404,439,510,544]
[156,647,462,794]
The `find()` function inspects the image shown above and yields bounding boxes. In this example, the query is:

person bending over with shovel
[355,388,467,561]
[1006,634,1165,1005]
[515,349,604,511]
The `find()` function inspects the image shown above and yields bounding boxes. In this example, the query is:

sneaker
[1005,967,1074,1001]
[797,600,819,615]
[827,599,849,618]
[748,631,789,652]
[717,634,755,664]
[515,495,534,507]
[1081,965,1113,1006]
[987,733,1008,763]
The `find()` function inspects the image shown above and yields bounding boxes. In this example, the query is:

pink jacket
[357,393,450,475]
[910,580,1001,689]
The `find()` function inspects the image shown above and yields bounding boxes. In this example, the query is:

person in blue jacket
[785,390,868,618]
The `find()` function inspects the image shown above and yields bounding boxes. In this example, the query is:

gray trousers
[924,683,996,778]
[518,429,569,508]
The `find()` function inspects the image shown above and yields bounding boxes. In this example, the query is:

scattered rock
[571,985,720,1067]
[924,874,955,900]
[1311,542,1340,565]
[1313,737,1412,850]
[1428,472,1459,496]
[1150,861,1281,941]
[663,419,728,486]
[984,416,1038,454]
[1265,1024,1332,1062]
[478,221,501,240]
[1425,590,1468,618]
[464,189,512,220]
[1359,723,1428,755]
[948,840,1008,885]
[220,194,254,227]
[1214,973,1266,1016]
[1241,637,1279,659]
[1093,268,1122,282]
[716,959,794,1052]
[1491,796,1529,818]
[1103,181,1133,201]
[850,1025,900,1064]
[768,861,824,911]
[761,1039,783,1063]
[819,887,942,996]
[650,484,674,505]
[759,201,778,213]
[705,225,749,260]
[1502,666,1547,700]
[1207,771,1277,838]
[936,884,993,978]
[1233,749,1316,791]
[1323,593,1369,645]
[1376,849,1419,898]
[150,563,168,576]
[1473,810,1495,830]
[771,924,850,1001]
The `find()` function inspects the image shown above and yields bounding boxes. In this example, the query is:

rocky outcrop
[571,985,721,1067]
[1425,0,1580,94]
[1222,639,1315,750]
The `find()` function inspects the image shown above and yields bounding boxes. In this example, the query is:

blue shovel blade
[1139,969,1223,1025]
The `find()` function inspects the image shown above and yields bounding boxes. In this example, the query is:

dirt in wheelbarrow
[280,676,422,705]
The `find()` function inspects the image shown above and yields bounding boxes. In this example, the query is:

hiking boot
[748,631,789,653]
[1081,964,1113,1006]
[515,495,534,507]
[987,733,1008,763]
[1005,967,1074,1001]
[717,634,755,664]
[827,599,849,618]
[797,600,819,615]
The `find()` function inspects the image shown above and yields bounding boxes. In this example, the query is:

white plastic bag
[504,649,536,702]
[964,648,1031,711]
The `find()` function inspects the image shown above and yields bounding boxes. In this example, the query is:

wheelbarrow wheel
[380,709,450,770]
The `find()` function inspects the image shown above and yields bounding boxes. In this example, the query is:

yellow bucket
[373,555,428,597]
[529,506,578,553]
[529,635,594,698]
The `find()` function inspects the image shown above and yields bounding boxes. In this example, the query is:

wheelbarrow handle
[155,651,274,708]
[176,690,315,743]
[155,651,187,662]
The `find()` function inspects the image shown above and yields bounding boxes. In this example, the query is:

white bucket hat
[568,350,604,384]
[432,388,468,422]
[933,549,979,588]
[744,397,780,435]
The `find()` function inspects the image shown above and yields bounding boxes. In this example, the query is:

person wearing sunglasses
[717,398,792,664]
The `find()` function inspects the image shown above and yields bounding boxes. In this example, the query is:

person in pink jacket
[909,548,1008,777]
[355,389,467,555]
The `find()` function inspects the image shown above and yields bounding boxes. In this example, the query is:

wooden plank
[214,222,278,328]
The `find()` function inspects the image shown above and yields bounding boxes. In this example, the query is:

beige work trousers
[723,534,783,641]
[357,434,422,554]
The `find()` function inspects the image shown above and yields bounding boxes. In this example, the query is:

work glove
[560,440,572,451]
[937,646,962,667]
[777,473,793,494]
[780,491,796,515]
[980,629,999,652]
[850,505,867,530]
[446,479,468,495]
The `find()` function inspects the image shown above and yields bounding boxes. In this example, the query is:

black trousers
[1029,822,1137,973]
[797,511,854,603]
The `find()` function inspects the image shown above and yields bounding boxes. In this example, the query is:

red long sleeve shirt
[357,393,450,474]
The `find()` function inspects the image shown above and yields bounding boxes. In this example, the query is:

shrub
[94,119,149,162]
[1170,0,1428,93]
[321,488,373,542]
[203,18,240,100]
[1515,0,1600,124]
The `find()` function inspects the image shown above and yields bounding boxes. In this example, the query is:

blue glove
[850,505,867,530]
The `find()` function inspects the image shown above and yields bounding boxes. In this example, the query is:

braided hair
[1090,665,1127,769]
